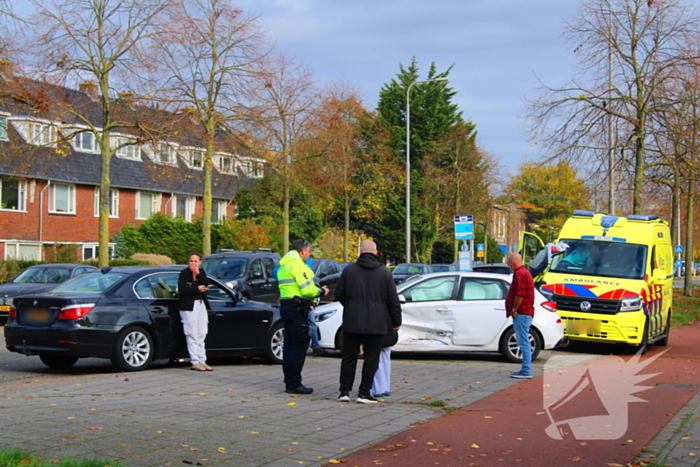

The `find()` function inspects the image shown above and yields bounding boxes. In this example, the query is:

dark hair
[189,251,202,260]
[291,239,310,253]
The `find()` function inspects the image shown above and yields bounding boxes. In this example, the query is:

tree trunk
[684,178,694,297]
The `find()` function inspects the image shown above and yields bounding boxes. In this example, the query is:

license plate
[568,320,601,335]
[27,308,51,323]
[0,305,10,312]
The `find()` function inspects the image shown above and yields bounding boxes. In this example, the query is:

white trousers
[370,347,392,395]
[180,300,208,365]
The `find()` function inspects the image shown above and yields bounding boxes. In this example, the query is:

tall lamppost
[405,76,449,263]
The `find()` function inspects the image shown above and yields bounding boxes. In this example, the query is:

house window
[0,177,26,211]
[211,200,227,224]
[5,243,41,261]
[94,187,119,217]
[157,144,178,165]
[28,122,57,145]
[242,160,263,178]
[217,155,233,173]
[49,183,76,214]
[188,149,203,169]
[83,244,114,261]
[136,191,160,219]
[74,131,100,152]
[173,195,194,221]
[0,116,7,140]
[115,137,140,159]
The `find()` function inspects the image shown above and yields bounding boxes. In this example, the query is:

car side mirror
[652,268,667,283]
[5,277,14,283]
[398,294,406,304]
[252,271,263,279]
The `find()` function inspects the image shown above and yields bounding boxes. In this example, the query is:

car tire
[266,322,284,364]
[499,327,542,363]
[334,326,344,351]
[39,354,79,368]
[656,312,671,347]
[632,319,649,354]
[111,326,154,372]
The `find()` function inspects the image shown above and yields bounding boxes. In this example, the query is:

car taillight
[542,301,558,312]
[8,306,16,319]
[57,304,95,320]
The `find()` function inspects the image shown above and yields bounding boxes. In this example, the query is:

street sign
[477,243,484,258]
[675,245,684,254]
[454,215,474,240]
[675,259,684,268]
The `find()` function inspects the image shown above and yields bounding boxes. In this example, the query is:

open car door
[519,231,549,280]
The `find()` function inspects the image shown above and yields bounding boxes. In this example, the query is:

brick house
[0,63,263,261]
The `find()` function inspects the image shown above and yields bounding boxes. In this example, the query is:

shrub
[130,253,173,265]
[44,243,80,263]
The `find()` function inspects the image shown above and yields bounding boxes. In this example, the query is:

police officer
[277,239,328,394]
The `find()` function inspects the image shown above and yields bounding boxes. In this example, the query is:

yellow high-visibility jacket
[277,250,321,298]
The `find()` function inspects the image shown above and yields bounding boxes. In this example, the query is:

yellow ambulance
[521,210,673,353]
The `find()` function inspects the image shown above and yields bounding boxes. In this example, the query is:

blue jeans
[308,312,320,349]
[513,313,533,374]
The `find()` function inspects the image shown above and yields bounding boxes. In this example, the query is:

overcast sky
[232,0,582,173]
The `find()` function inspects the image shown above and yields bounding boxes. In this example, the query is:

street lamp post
[405,76,449,263]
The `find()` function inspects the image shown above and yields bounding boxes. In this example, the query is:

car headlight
[315,309,337,322]
[620,297,643,311]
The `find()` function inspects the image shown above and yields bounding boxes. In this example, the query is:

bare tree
[145,0,270,255]
[242,54,316,253]
[27,0,168,266]
[528,0,700,214]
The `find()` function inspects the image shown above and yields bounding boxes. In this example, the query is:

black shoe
[286,385,313,395]
[312,348,326,356]
[357,393,378,404]
[337,392,350,402]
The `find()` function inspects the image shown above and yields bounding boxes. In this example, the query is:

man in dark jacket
[336,240,402,404]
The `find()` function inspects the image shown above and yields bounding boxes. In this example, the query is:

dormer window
[112,135,140,160]
[0,116,7,141]
[28,122,57,145]
[216,154,233,173]
[74,130,100,152]
[187,149,203,169]
[157,144,178,165]
[241,160,263,178]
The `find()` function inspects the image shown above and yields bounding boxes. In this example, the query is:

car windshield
[51,271,129,294]
[428,264,452,273]
[14,267,71,284]
[550,239,647,280]
[394,264,424,275]
[200,258,247,279]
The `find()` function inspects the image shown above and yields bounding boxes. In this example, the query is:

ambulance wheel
[631,319,649,354]
[656,313,671,347]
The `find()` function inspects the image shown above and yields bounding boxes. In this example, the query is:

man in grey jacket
[336,240,402,404]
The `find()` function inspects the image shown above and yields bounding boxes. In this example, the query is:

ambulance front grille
[555,295,620,314]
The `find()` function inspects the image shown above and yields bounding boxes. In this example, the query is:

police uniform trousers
[281,300,310,389]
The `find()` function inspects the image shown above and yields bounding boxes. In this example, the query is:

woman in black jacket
[178,252,212,371]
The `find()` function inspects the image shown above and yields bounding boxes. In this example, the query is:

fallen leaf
[122,414,132,417]
[155,431,163,433]
[88,409,97,412]
[427,442,434,445]
[286,448,294,452]
[484,416,493,419]
[572,457,583,461]
[198,393,207,397]
[187,403,194,406]
[329,461,340,464]
[58,435,84,439]
[471,444,480,449]
[86,427,103,430]
[626,439,633,443]
[287,402,296,406]
[67,417,76,420]
[250,431,260,434]
[292,442,299,445]
[217,447,226,453]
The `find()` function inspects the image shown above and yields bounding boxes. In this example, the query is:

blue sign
[675,259,684,268]
[675,245,684,254]
[454,215,474,240]
[477,243,484,252]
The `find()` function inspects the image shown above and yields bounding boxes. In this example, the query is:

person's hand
[322,286,329,296]
[198,285,209,292]
[393,326,400,331]
[189,264,200,275]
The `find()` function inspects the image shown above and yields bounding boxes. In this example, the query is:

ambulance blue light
[601,216,618,228]
[573,210,595,217]
[628,214,659,221]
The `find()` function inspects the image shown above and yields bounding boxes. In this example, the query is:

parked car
[428,263,458,273]
[314,271,565,363]
[310,258,342,302]
[473,263,512,275]
[0,263,97,325]
[200,249,281,305]
[4,266,285,371]
[391,263,430,284]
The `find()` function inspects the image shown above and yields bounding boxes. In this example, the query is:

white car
[313,271,565,362]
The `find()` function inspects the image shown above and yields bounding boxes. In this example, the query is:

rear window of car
[201,258,247,279]
[52,272,129,294]
[14,267,72,284]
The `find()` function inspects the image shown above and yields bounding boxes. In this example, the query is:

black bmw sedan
[4,266,285,371]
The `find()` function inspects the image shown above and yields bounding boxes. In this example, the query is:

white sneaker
[337,392,350,402]
[357,394,378,404]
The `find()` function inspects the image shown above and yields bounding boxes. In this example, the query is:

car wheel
[39,354,79,368]
[656,312,671,347]
[499,327,542,363]
[334,326,344,351]
[111,326,154,372]
[631,319,649,354]
[266,322,284,364]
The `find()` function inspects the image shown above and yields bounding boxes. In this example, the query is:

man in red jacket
[336,240,402,404]
[505,252,536,379]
